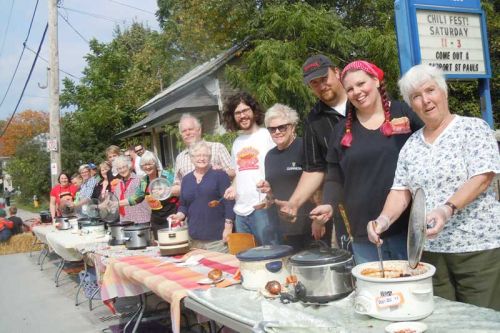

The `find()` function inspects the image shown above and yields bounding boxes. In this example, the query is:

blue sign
[395,0,493,126]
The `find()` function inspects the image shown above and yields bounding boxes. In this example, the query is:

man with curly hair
[222,92,278,245]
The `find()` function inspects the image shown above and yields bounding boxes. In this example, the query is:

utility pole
[48,0,61,186]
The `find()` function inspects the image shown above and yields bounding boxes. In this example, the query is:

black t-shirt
[265,138,313,236]
[303,100,346,172]
[324,100,423,241]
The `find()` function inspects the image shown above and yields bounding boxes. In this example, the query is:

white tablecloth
[32,224,56,245]
[188,287,500,333]
[45,229,110,261]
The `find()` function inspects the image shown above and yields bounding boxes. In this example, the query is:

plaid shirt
[174,141,231,185]
[114,172,151,224]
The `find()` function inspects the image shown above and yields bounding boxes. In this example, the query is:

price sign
[376,291,405,308]
[416,10,486,74]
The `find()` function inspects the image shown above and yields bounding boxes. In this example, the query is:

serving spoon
[208,197,224,208]
[372,221,385,278]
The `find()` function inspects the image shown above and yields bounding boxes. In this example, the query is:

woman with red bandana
[310,60,423,263]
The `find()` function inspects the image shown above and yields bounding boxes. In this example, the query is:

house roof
[137,42,246,113]
[116,42,247,139]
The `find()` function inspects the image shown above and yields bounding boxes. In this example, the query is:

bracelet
[444,201,458,216]
[224,219,233,225]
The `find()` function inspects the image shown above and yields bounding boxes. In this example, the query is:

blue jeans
[352,233,407,264]
[235,209,279,246]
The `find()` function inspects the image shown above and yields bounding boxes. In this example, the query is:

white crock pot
[352,260,436,321]
[157,226,190,256]
[236,245,294,291]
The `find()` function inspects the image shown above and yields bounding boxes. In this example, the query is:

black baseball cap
[302,54,334,84]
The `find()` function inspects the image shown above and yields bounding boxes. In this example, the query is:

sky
[0,0,160,121]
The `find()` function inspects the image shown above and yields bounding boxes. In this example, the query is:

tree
[0,110,49,156]
[5,140,50,204]
[60,23,185,171]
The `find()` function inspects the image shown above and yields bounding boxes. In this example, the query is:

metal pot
[123,224,151,250]
[289,244,354,304]
[352,260,435,321]
[80,220,106,237]
[157,226,190,256]
[108,221,134,246]
[236,245,294,291]
[40,211,52,224]
[55,217,71,230]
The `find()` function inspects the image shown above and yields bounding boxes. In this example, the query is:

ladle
[372,221,385,278]
[208,197,224,208]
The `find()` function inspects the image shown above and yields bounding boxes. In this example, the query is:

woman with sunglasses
[257,104,320,251]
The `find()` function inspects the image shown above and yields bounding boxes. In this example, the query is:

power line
[0,0,40,110]
[0,23,48,139]
[58,6,126,24]
[106,0,156,16]
[58,12,88,43]
[0,0,14,57]
[24,45,81,80]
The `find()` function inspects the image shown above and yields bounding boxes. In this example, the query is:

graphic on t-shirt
[236,147,260,171]
[286,161,302,171]
[390,117,411,134]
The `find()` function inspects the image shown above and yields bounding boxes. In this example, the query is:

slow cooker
[236,245,294,291]
[352,188,436,321]
[123,224,152,249]
[352,260,435,321]
[157,226,190,256]
[108,220,134,246]
[80,219,106,237]
[290,244,354,304]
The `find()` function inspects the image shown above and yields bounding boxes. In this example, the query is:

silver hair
[264,103,299,127]
[398,64,448,105]
[178,113,201,131]
[113,155,132,170]
[188,140,212,159]
[78,164,90,173]
[139,151,159,168]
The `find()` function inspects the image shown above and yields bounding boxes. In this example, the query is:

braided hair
[340,61,393,148]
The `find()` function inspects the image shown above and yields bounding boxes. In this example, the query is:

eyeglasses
[234,108,252,118]
[134,148,144,153]
[267,124,291,134]
[192,153,210,159]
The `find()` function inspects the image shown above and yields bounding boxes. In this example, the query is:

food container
[352,260,435,321]
[65,216,78,230]
[236,245,294,291]
[352,188,436,321]
[55,217,71,230]
[123,224,151,250]
[108,221,134,246]
[80,220,106,237]
[157,226,190,256]
[289,244,354,304]
[40,211,52,224]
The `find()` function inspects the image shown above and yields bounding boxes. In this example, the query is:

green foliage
[203,132,238,152]
[6,142,50,203]
[60,23,179,172]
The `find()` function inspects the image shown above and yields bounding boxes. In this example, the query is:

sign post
[395,0,493,127]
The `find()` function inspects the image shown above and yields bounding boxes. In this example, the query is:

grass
[10,195,49,213]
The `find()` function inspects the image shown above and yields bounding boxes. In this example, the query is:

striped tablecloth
[100,249,240,333]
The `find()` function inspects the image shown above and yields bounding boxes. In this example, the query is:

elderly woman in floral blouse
[367,64,500,310]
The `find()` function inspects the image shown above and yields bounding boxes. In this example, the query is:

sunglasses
[267,124,291,134]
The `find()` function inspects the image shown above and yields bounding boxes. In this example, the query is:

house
[116,43,247,168]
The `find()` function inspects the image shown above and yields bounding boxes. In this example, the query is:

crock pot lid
[109,220,134,227]
[81,220,104,226]
[408,188,427,269]
[123,224,150,231]
[236,245,293,261]
[290,247,351,265]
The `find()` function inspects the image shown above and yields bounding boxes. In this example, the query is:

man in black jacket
[276,54,348,246]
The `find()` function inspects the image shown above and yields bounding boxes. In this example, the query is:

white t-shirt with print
[392,116,500,253]
[231,127,276,216]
